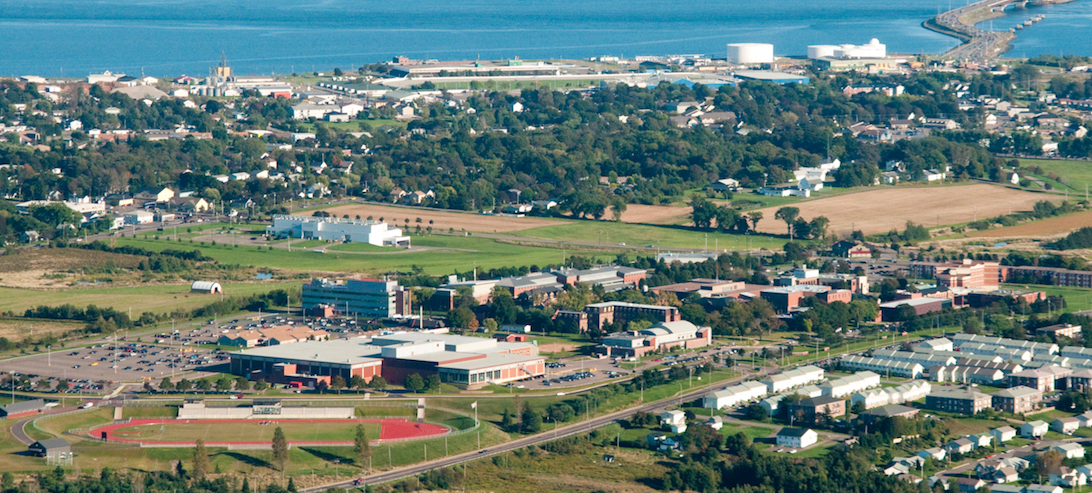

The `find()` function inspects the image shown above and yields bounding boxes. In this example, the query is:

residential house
[134,186,174,203]
[660,410,687,433]
[918,447,947,462]
[1026,485,1063,493]
[955,478,986,493]
[945,437,975,455]
[776,427,819,449]
[968,434,993,448]
[1052,416,1080,435]
[990,426,1016,443]
[704,416,724,430]
[1051,443,1086,459]
[1049,467,1087,488]
[1021,420,1048,439]
[784,396,846,424]
[992,467,1020,484]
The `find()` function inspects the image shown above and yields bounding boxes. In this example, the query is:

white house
[851,388,891,410]
[1021,420,1049,439]
[776,428,818,449]
[1052,417,1081,435]
[968,434,992,448]
[945,438,974,455]
[1052,443,1086,460]
[1050,467,1087,488]
[915,338,954,352]
[660,410,687,433]
[990,426,1016,443]
[704,416,724,430]
[917,447,946,462]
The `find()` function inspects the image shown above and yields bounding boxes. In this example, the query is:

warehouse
[229,332,544,389]
[267,215,409,247]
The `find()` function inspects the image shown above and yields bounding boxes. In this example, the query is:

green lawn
[326,242,396,253]
[0,281,300,316]
[1002,284,1092,313]
[1019,158,1092,193]
[1028,409,1074,422]
[508,220,785,250]
[110,420,381,443]
[719,424,774,440]
[112,235,612,275]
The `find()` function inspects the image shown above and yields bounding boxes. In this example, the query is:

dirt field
[611,204,692,225]
[967,209,1092,238]
[0,249,144,288]
[0,318,84,341]
[750,185,1052,236]
[314,204,566,233]
[538,343,578,353]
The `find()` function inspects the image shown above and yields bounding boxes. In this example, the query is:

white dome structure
[191,281,223,294]
[726,43,774,64]
[807,45,839,59]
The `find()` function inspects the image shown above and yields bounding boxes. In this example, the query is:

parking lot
[0,340,224,388]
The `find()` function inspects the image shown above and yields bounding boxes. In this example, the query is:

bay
[0,0,1079,77]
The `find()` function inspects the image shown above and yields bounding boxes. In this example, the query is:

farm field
[100,419,383,444]
[967,209,1092,238]
[749,184,1052,236]
[112,235,610,275]
[0,248,146,289]
[0,281,299,315]
[1020,158,1092,192]
[312,203,565,233]
[0,317,86,341]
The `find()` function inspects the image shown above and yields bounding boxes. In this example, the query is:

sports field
[749,184,1052,236]
[94,418,448,446]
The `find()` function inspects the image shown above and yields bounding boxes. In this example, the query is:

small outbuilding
[29,438,70,457]
[0,399,47,419]
[190,281,223,294]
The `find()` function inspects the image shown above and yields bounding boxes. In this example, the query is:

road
[9,406,79,445]
[300,366,772,492]
[933,435,1088,481]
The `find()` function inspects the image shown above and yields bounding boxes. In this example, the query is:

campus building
[926,387,992,415]
[596,320,712,357]
[302,278,411,319]
[228,332,545,389]
[910,259,1000,289]
[266,215,410,247]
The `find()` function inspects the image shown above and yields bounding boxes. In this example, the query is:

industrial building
[596,320,712,357]
[726,43,774,64]
[228,332,545,389]
[302,278,411,319]
[266,215,409,247]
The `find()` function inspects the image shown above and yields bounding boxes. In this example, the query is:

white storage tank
[726,43,774,64]
[807,45,839,59]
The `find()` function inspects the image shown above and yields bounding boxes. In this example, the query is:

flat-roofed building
[302,278,411,319]
[598,320,711,357]
[992,386,1042,414]
[1038,324,1082,339]
[926,387,992,415]
[267,215,409,247]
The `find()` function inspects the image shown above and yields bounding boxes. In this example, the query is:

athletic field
[92,418,448,446]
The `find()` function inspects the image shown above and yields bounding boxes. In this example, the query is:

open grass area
[325,242,395,253]
[1003,284,1092,313]
[109,420,381,443]
[0,281,300,315]
[509,220,785,251]
[719,424,774,440]
[1028,409,1074,422]
[113,235,611,275]
[30,407,113,438]
[121,407,178,419]
[1019,158,1092,193]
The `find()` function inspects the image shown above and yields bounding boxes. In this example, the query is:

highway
[928,0,1017,62]
[300,365,771,492]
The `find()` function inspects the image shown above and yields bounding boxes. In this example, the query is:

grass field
[509,220,785,250]
[749,184,1054,236]
[0,317,86,342]
[0,281,300,315]
[314,203,563,233]
[111,235,611,275]
[325,242,393,252]
[108,420,381,443]
[1002,284,1092,313]
[1020,158,1092,193]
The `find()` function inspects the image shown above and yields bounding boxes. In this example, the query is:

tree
[369,375,388,391]
[520,406,542,433]
[159,377,175,391]
[747,211,763,231]
[501,408,517,432]
[196,379,213,391]
[192,438,210,479]
[56,379,69,391]
[482,318,498,333]
[1036,450,1063,477]
[253,379,270,391]
[272,427,289,471]
[775,207,800,237]
[330,375,347,392]
[404,373,425,393]
[353,423,371,468]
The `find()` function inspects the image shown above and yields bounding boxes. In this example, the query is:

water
[975,1,1092,59]
[0,0,1081,77]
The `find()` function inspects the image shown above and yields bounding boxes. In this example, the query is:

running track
[90,418,448,446]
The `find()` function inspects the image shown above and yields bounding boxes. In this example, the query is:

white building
[991,426,1016,443]
[123,210,154,225]
[840,355,924,379]
[820,371,880,398]
[266,215,410,247]
[873,349,957,368]
[833,39,887,59]
[660,410,687,433]
[954,334,1058,356]
[1021,420,1049,439]
[775,428,817,449]
[851,388,891,410]
[761,366,825,393]
[703,381,767,409]
[914,338,954,352]
[1052,443,1087,460]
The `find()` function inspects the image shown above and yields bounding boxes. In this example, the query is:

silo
[726,43,774,64]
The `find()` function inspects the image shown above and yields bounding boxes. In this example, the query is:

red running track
[90,418,449,446]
